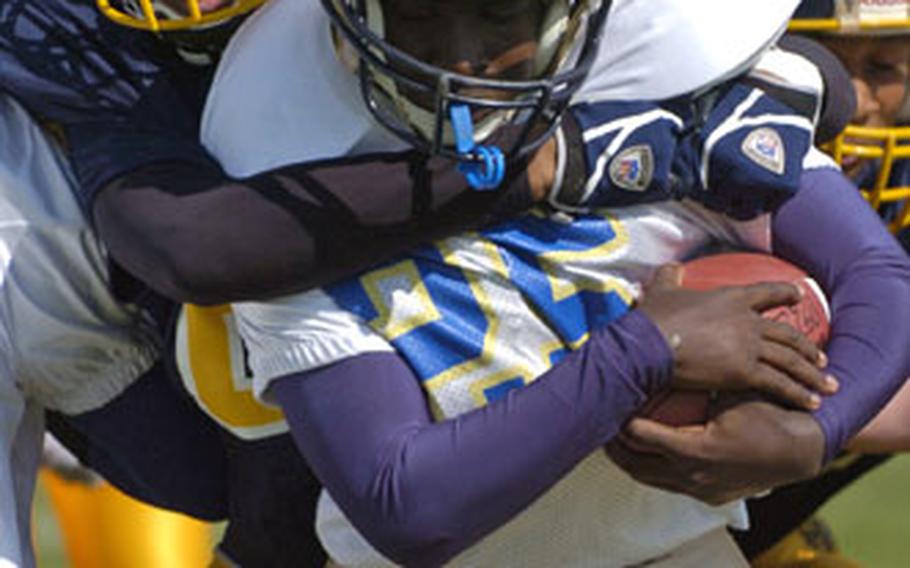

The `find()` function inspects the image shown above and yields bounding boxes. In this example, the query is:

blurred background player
[196,0,910,565]
[0,89,238,567]
[732,1,910,566]
[791,0,910,237]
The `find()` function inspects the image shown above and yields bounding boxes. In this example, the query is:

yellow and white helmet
[790,0,910,35]
[791,0,910,232]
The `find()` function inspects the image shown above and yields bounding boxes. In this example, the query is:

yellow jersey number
[175,304,287,440]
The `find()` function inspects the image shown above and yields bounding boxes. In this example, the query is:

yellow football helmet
[790,0,910,233]
[826,125,910,232]
[96,0,266,32]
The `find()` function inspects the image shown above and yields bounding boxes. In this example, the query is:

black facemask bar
[324,0,612,188]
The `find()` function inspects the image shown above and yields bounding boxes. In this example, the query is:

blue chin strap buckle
[449,104,505,190]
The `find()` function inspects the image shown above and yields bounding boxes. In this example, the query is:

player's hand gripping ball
[641,253,830,427]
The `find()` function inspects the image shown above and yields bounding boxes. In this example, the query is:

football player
[788,0,910,446]
[193,0,910,565]
[0,0,553,565]
[0,1,838,566]
[0,86,332,567]
[0,4,318,564]
[791,0,910,235]
[731,2,910,565]
[0,92,238,568]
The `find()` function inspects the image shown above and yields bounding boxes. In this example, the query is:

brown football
[640,252,830,427]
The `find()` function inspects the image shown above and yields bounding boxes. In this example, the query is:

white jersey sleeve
[233,289,394,402]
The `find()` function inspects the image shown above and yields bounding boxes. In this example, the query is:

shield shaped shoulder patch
[609,145,654,192]
[742,127,785,175]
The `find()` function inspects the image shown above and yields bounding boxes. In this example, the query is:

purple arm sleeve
[771,166,910,463]
[270,310,672,566]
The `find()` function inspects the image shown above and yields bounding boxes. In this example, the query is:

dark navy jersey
[0,0,217,209]
[0,0,540,309]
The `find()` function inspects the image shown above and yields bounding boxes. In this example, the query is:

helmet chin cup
[451,104,506,190]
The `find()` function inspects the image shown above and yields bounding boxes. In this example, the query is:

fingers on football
[762,318,827,368]
[759,341,837,399]
[742,281,802,312]
[607,437,684,491]
[747,362,821,410]
[609,420,706,494]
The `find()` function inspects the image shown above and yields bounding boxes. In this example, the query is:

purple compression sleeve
[772,166,910,463]
[271,310,671,566]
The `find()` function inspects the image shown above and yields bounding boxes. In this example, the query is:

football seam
[801,276,830,321]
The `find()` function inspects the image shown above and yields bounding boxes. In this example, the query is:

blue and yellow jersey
[178,198,771,566]
[326,209,637,416]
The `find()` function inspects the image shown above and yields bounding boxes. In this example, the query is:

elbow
[120,230,236,305]
[96,205,236,305]
[351,511,464,567]
[334,472,471,566]
[134,227,320,305]
[151,250,233,306]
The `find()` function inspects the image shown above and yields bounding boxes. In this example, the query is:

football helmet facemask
[96,0,265,32]
[323,0,611,189]
[791,0,910,232]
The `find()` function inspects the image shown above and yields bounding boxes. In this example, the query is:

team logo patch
[742,127,785,175]
[608,145,654,192]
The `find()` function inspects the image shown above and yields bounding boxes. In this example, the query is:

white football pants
[0,95,159,567]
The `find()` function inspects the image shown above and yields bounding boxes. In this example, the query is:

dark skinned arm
[93,149,547,305]
[607,165,910,505]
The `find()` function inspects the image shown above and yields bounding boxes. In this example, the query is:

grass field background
[33,455,910,567]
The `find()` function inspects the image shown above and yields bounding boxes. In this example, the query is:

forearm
[94,155,535,305]
[271,310,671,566]
[772,166,910,462]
